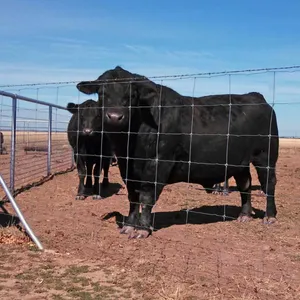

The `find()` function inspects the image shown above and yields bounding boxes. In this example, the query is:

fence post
[71,148,75,167]
[47,106,52,176]
[10,96,17,192]
[0,174,43,250]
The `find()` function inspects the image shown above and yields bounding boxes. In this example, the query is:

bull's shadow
[102,205,265,231]
[196,184,263,193]
[99,182,123,199]
[0,212,20,227]
[0,203,20,227]
[228,184,262,193]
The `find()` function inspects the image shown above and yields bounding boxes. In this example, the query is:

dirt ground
[1,139,300,300]
[0,131,72,198]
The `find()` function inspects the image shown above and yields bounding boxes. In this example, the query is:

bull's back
[167,92,278,183]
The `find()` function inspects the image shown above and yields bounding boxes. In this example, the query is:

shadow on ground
[100,183,123,198]
[0,210,20,227]
[102,204,266,232]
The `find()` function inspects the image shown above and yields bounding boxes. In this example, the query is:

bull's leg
[222,179,229,195]
[212,183,222,194]
[252,152,277,224]
[127,158,174,239]
[85,159,94,196]
[212,180,229,195]
[92,162,102,200]
[120,191,140,235]
[234,167,253,222]
[111,155,118,166]
[75,154,86,200]
[101,156,110,188]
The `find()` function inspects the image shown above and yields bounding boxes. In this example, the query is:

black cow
[67,99,113,200]
[0,132,3,155]
[77,66,279,239]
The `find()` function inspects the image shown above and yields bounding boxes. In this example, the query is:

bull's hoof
[237,214,252,223]
[263,216,276,225]
[128,229,151,239]
[120,225,135,235]
[75,195,85,200]
[221,189,229,196]
[92,195,102,200]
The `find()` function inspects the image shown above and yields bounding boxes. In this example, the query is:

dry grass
[0,227,31,246]
[1,131,68,149]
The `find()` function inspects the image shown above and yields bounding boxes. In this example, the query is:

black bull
[77,66,279,239]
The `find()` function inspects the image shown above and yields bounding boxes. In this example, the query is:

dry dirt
[0,131,73,198]
[0,138,300,300]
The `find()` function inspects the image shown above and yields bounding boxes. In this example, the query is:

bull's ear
[135,83,159,130]
[136,82,158,106]
[76,81,100,95]
[66,102,78,114]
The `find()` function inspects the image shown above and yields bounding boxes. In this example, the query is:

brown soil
[0,139,300,300]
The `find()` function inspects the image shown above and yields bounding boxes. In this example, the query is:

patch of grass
[66,285,84,293]
[41,263,54,270]
[45,276,67,291]
[93,295,106,300]
[28,252,40,258]
[121,291,133,299]
[28,244,40,252]
[132,280,143,293]
[52,295,67,300]
[54,282,67,291]
[91,282,102,293]
[17,285,31,295]
[91,282,120,298]
[70,290,94,300]
[63,265,90,276]
[102,286,118,294]
[35,288,48,294]
[0,273,11,279]
[71,276,91,287]
[286,253,300,262]
[15,272,35,281]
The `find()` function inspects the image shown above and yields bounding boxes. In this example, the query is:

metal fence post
[10,96,17,192]
[47,106,52,176]
[71,149,75,167]
[0,174,44,250]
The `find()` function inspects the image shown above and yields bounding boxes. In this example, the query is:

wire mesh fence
[0,91,74,198]
[0,66,300,298]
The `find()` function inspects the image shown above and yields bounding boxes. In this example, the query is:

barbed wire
[1,65,300,88]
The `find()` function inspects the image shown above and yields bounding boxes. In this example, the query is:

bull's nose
[83,128,93,134]
[106,112,124,122]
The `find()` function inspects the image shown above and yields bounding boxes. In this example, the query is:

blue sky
[0,0,300,136]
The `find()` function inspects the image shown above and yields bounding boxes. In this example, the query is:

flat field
[0,138,300,299]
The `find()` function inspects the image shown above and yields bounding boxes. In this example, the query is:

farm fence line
[0,66,300,289]
[1,66,300,198]
[0,90,75,199]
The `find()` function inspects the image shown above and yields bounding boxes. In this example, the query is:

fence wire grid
[0,91,74,199]
[1,66,300,298]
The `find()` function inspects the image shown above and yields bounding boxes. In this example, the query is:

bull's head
[76,66,158,132]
